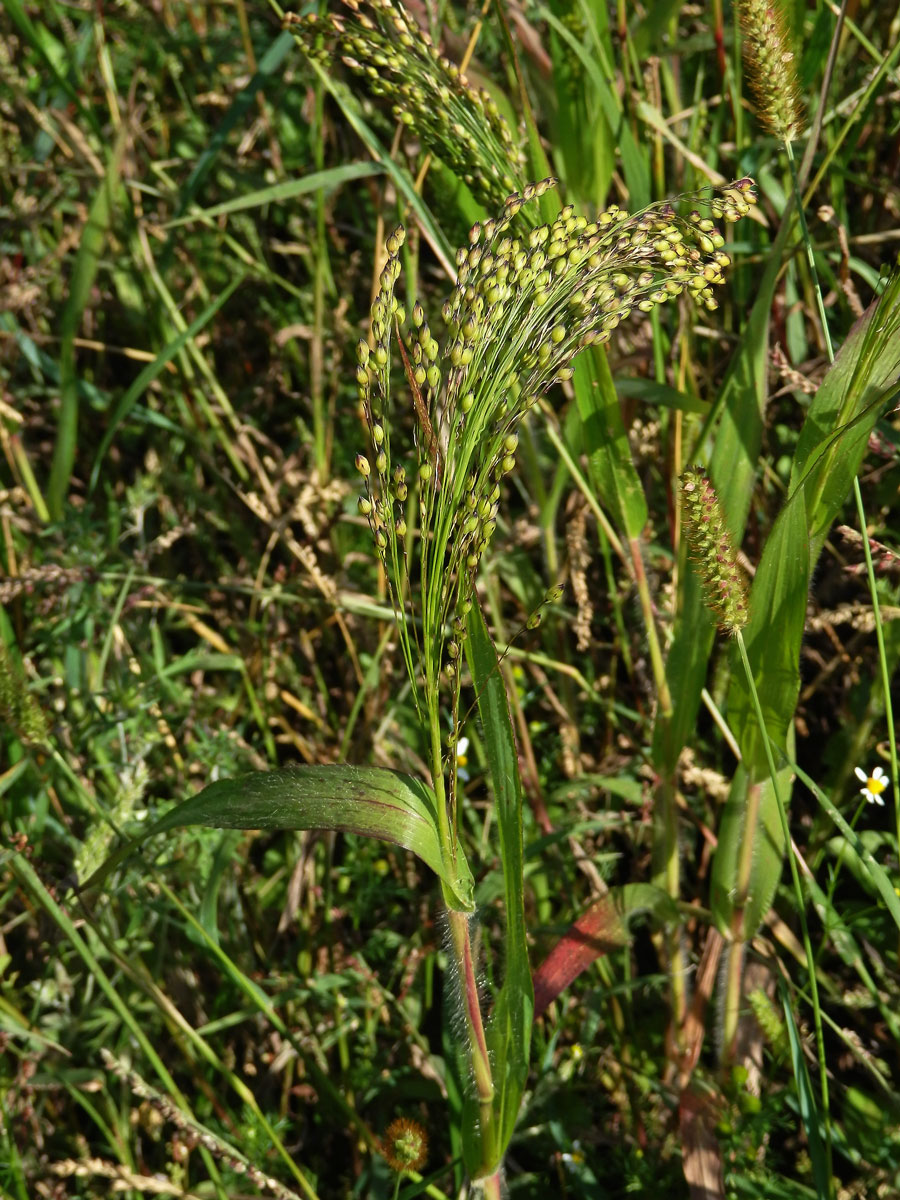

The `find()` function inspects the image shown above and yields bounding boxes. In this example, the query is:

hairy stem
[447,909,497,1171]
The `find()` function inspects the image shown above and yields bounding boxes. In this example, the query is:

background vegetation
[2,1,899,1197]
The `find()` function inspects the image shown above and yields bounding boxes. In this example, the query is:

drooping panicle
[354,180,757,713]
[286,0,526,209]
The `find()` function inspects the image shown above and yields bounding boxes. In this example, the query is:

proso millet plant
[347,177,755,1191]
[86,178,756,1196]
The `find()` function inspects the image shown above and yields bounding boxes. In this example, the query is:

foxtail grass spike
[739,0,805,143]
[681,467,749,635]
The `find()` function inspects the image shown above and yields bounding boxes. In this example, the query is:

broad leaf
[710,756,793,941]
[83,765,474,912]
[573,345,648,540]
[729,270,900,777]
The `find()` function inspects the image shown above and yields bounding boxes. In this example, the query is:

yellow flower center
[868,776,887,795]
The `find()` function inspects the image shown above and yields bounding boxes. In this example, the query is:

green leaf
[792,268,900,558]
[464,601,533,1173]
[298,54,455,278]
[166,31,296,231]
[532,883,678,1016]
[88,274,244,493]
[537,3,650,208]
[545,1,614,206]
[615,376,709,414]
[83,765,474,912]
[710,755,793,940]
[573,345,648,540]
[729,270,900,777]
[794,759,900,935]
[777,972,830,1200]
[163,162,385,228]
[48,147,122,519]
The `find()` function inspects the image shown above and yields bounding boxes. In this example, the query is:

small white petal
[872,766,888,784]
[874,793,886,806]
[863,789,876,804]
[457,737,469,756]
[854,766,868,783]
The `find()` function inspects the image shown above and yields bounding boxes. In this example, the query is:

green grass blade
[47,149,121,519]
[538,2,650,208]
[572,345,648,540]
[710,759,792,940]
[163,162,385,228]
[465,600,533,1167]
[729,272,900,776]
[167,30,296,227]
[299,57,456,278]
[777,972,831,1199]
[2,0,101,137]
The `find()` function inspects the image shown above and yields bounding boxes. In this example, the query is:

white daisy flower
[455,737,470,782]
[854,764,890,805]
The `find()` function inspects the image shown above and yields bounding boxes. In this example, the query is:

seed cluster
[287,0,525,209]
[354,181,756,711]
[739,0,805,144]
[680,467,749,635]
[381,1116,429,1174]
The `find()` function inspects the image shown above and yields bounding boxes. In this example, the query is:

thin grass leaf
[48,148,121,519]
[162,162,385,228]
[777,972,831,1200]
[303,59,455,278]
[3,0,102,137]
[730,271,900,776]
[794,759,900,934]
[166,30,296,229]
[538,3,650,208]
[88,275,244,493]
[464,600,532,1171]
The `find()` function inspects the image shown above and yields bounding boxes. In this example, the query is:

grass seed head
[681,467,749,635]
[739,0,805,143]
[289,0,526,208]
[381,1116,428,1174]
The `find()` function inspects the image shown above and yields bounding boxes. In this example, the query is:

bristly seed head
[681,467,749,635]
[739,0,805,143]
